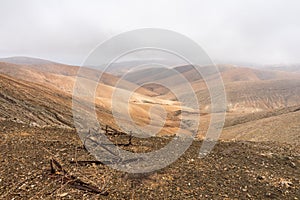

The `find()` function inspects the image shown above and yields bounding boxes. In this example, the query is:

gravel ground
[0,121,299,199]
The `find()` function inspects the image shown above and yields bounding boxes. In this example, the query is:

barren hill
[0,59,190,136]
[0,58,156,96]
[0,57,299,199]
[122,64,300,112]
[0,74,74,127]
[222,105,300,144]
[1,57,299,141]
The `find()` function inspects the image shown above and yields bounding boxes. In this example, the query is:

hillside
[0,120,299,199]
[0,74,74,128]
[0,57,299,199]
[1,57,299,141]
[222,105,300,144]
[0,65,187,136]
[0,58,157,96]
[123,64,300,112]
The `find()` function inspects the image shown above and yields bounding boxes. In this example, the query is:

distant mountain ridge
[1,56,300,142]
[0,56,58,65]
[0,57,188,136]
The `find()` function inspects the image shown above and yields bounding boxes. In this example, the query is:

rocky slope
[0,120,299,199]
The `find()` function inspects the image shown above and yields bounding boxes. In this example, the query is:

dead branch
[69,156,143,166]
[49,159,108,195]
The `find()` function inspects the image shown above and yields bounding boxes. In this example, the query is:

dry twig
[49,158,108,195]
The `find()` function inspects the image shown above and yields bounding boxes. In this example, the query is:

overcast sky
[0,0,300,65]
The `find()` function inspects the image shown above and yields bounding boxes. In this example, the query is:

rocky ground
[0,120,299,199]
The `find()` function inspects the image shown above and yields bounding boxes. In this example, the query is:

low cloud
[0,0,299,65]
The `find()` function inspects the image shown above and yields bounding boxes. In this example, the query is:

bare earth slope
[0,121,299,199]
[0,57,299,199]
[123,64,300,112]
[0,61,187,136]
[0,58,157,96]
[0,74,73,128]
[222,105,300,144]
